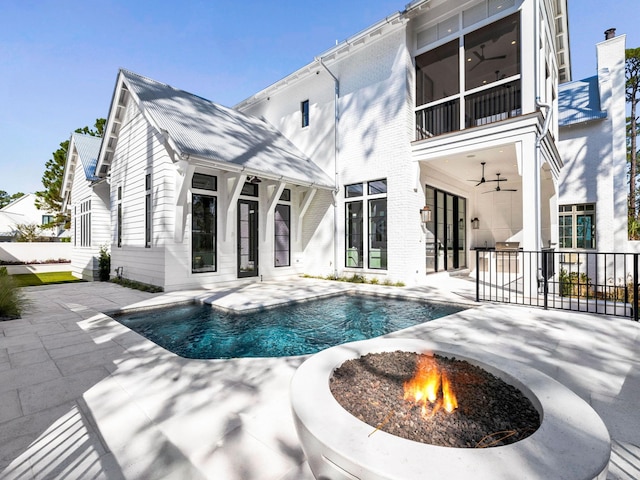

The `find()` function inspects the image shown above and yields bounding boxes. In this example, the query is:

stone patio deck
[0,277,638,479]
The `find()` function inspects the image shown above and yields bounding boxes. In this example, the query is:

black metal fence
[475,249,639,320]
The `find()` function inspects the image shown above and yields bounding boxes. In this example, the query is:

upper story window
[41,215,55,225]
[301,100,310,128]
[416,40,459,107]
[464,13,520,90]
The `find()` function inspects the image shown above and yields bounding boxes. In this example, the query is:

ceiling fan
[470,44,507,71]
[483,173,517,193]
[468,162,503,187]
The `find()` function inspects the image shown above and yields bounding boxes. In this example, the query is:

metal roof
[120,70,334,189]
[558,76,607,127]
[72,133,101,181]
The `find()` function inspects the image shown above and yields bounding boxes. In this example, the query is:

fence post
[542,250,549,310]
[634,254,639,322]
[476,249,480,303]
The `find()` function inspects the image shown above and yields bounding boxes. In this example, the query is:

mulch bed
[330,351,540,448]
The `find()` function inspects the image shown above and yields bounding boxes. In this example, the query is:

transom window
[192,173,217,191]
[559,204,596,249]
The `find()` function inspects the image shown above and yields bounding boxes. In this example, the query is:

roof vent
[604,28,616,40]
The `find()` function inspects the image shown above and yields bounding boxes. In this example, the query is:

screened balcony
[414,12,521,141]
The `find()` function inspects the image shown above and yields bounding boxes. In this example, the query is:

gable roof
[73,133,101,181]
[61,133,103,211]
[97,69,334,189]
[558,76,607,127]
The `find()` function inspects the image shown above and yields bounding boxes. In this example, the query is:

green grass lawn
[12,271,84,287]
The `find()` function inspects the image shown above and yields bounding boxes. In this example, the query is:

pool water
[114,295,465,359]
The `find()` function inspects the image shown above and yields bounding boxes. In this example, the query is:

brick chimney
[604,28,616,40]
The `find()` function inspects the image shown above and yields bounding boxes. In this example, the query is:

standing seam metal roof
[120,70,334,188]
[72,133,102,181]
[558,76,607,127]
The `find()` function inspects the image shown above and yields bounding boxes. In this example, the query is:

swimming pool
[114,295,465,359]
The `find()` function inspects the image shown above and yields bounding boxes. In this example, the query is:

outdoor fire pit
[290,338,610,480]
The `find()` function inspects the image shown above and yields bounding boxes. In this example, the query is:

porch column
[519,135,541,297]
[519,135,541,251]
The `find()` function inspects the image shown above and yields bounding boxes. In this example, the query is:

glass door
[425,186,467,272]
[238,199,259,278]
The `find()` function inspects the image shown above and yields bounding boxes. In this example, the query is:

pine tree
[35,118,105,227]
[626,48,640,218]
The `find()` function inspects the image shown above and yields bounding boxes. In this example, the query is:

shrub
[0,268,26,320]
[559,269,592,297]
[111,277,163,293]
[98,245,111,281]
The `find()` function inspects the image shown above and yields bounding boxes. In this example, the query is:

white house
[64,0,630,292]
[61,133,110,280]
[557,33,628,254]
[0,193,64,242]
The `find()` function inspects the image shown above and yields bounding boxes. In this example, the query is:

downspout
[317,57,340,278]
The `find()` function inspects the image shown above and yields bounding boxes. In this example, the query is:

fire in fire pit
[403,353,458,415]
[330,351,540,448]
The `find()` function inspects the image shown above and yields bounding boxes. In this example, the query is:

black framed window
[274,204,290,267]
[280,188,291,201]
[301,99,309,127]
[117,186,122,248]
[345,183,363,198]
[192,194,217,273]
[368,198,387,269]
[145,174,152,248]
[192,173,217,191]
[346,201,363,268]
[241,182,259,197]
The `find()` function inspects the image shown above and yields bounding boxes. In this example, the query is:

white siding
[109,100,172,287]
[68,156,110,281]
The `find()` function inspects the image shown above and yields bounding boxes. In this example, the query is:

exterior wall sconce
[420,206,432,224]
[471,217,480,229]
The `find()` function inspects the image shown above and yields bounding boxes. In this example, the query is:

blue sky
[1,0,638,195]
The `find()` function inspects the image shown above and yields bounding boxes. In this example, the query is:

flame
[403,354,458,417]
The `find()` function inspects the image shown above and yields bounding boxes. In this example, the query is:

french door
[238,199,259,278]
[425,186,466,273]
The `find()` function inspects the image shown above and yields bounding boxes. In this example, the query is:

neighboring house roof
[98,69,334,189]
[1,192,33,213]
[61,133,103,211]
[74,133,101,181]
[558,76,607,127]
[0,211,25,237]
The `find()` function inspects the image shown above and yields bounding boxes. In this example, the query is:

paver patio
[0,277,639,479]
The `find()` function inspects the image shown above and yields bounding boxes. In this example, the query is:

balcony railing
[415,80,521,141]
[465,80,521,128]
[415,99,460,141]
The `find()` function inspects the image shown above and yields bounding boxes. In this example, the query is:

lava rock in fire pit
[330,351,540,448]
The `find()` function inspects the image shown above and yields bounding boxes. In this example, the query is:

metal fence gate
[475,249,640,320]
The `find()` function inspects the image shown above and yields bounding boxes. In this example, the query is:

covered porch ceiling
[418,144,520,185]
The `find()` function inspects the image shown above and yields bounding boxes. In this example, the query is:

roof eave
[183,152,334,190]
